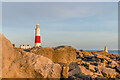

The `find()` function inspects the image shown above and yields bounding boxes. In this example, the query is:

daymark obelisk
[104,46,108,53]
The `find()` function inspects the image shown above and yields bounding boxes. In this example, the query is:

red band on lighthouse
[35,36,41,43]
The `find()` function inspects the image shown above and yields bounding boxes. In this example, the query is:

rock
[116,73,120,79]
[99,66,117,78]
[90,62,98,66]
[94,51,110,56]
[80,49,84,52]
[82,55,94,62]
[76,52,83,59]
[76,51,80,55]
[83,62,90,69]
[81,60,86,65]
[68,67,82,77]
[1,33,120,79]
[61,65,69,78]
[68,76,76,78]
[108,61,118,68]
[78,60,86,66]
[115,65,120,73]
[89,65,96,72]
[116,56,120,61]
[35,46,76,63]
[83,52,94,57]
[68,66,93,78]
[79,66,93,75]
[30,47,41,53]
[102,59,107,65]
[83,55,93,59]
[75,59,82,62]
[93,73,103,77]
[92,57,99,62]
[75,59,82,65]
[69,62,79,71]
[97,54,110,61]
[94,67,99,72]
[95,77,105,80]
[76,55,82,59]
[109,55,116,60]
[34,47,54,61]
[1,34,61,78]
[94,54,97,58]
[76,75,92,79]
[101,59,104,63]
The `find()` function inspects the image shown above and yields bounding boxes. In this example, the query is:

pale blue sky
[2,2,118,49]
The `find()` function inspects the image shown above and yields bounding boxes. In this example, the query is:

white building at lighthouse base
[20,45,32,49]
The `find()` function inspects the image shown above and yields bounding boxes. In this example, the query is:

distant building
[20,45,32,49]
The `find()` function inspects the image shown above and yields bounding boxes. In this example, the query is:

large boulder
[99,66,117,78]
[52,46,76,64]
[35,46,76,63]
[35,47,54,61]
[68,65,93,78]
[1,34,61,78]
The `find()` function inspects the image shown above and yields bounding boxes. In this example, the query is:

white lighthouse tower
[35,24,41,47]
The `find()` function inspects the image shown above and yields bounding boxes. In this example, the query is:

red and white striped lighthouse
[35,24,41,47]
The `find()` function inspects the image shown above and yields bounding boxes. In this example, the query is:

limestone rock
[108,61,118,68]
[69,62,79,71]
[83,52,94,57]
[68,67,82,77]
[1,33,120,79]
[35,46,76,63]
[99,66,117,78]
[79,66,93,76]
[61,65,69,78]
[90,62,98,66]
[68,66,93,78]
[96,54,110,60]
[1,34,61,78]
[89,65,96,72]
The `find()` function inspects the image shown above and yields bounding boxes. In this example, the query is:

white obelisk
[104,46,108,53]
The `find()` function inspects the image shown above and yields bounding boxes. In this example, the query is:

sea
[85,50,120,56]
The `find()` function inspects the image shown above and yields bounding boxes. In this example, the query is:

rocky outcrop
[1,34,61,78]
[1,33,120,79]
[68,49,120,79]
[35,45,76,63]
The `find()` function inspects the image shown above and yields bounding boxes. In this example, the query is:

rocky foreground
[1,34,120,79]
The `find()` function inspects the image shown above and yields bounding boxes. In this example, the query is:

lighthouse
[35,24,41,47]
